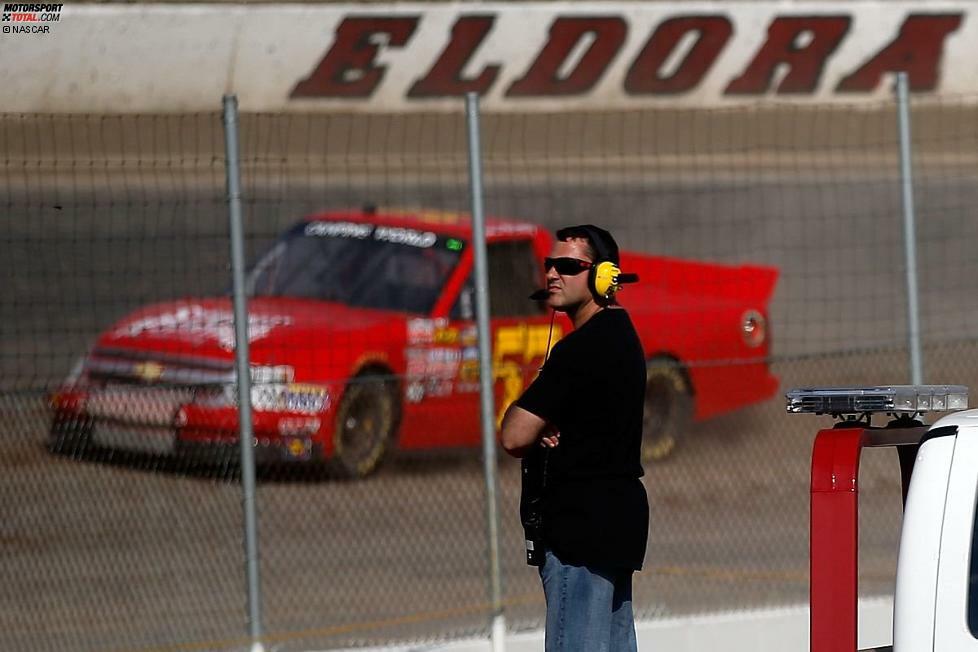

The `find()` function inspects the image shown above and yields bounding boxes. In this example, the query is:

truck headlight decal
[250,383,329,414]
[198,379,330,414]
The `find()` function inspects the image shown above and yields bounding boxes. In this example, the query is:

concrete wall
[1,2,975,112]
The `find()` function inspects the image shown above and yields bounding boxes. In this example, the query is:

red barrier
[809,424,925,652]
[811,427,863,652]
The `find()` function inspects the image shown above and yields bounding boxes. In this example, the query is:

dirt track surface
[2,108,978,650]
[9,346,978,652]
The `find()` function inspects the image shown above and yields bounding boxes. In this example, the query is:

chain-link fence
[3,92,978,651]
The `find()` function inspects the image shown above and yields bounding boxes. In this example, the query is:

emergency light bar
[786,385,968,416]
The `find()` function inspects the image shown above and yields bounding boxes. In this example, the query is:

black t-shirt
[515,307,649,571]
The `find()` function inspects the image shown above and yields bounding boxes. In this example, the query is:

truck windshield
[246,221,464,315]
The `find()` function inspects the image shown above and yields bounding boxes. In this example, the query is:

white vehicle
[787,385,975,652]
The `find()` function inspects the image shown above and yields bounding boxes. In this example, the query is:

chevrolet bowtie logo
[134,361,164,382]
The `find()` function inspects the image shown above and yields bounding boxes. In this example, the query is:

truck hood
[97,297,405,358]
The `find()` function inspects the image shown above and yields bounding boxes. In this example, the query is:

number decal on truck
[492,323,563,426]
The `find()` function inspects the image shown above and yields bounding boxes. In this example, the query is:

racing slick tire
[642,357,693,464]
[48,412,94,459]
[330,368,401,479]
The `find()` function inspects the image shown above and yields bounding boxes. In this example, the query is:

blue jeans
[538,549,637,652]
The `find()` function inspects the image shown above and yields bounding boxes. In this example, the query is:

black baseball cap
[555,224,620,265]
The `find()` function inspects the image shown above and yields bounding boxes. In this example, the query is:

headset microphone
[529,289,550,301]
[616,273,639,285]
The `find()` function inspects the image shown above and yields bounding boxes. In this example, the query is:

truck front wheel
[642,358,693,464]
[331,369,400,479]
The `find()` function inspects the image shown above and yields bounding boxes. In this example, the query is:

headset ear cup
[593,261,620,299]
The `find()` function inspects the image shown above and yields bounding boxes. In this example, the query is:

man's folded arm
[499,404,548,458]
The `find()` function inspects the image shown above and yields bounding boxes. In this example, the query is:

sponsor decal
[404,377,453,402]
[460,326,478,346]
[458,346,481,383]
[115,305,293,351]
[407,317,449,345]
[281,432,316,459]
[279,417,321,437]
[427,379,455,399]
[495,322,562,364]
[2,2,62,35]
[405,381,425,403]
[305,221,372,239]
[250,383,329,414]
[405,325,472,402]
[373,225,437,248]
[433,326,459,345]
[281,384,330,414]
[453,322,563,424]
[305,221,438,248]
[406,346,462,379]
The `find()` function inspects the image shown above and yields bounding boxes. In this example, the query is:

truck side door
[448,237,557,444]
[893,432,956,650]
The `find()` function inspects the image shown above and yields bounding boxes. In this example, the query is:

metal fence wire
[3,94,978,651]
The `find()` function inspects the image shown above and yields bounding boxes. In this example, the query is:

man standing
[500,225,649,652]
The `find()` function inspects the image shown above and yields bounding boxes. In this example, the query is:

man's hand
[540,423,560,448]
[499,404,554,458]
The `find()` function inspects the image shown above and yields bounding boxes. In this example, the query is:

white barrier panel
[0,2,976,113]
[329,598,894,652]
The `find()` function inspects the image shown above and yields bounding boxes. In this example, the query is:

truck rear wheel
[642,358,693,464]
[331,369,400,479]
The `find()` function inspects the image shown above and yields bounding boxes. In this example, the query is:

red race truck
[51,208,779,477]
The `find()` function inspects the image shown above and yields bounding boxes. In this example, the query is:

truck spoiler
[618,253,779,307]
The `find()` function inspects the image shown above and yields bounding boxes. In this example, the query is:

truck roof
[303,208,545,241]
[929,408,978,431]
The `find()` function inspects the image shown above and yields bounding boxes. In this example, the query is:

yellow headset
[592,260,625,300]
[580,225,637,301]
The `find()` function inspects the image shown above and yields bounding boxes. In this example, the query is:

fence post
[222,94,266,652]
[895,72,924,385]
[465,92,507,652]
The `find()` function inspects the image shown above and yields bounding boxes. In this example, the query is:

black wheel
[48,412,94,459]
[331,369,400,479]
[642,358,693,464]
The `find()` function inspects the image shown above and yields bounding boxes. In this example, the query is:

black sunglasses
[544,257,593,276]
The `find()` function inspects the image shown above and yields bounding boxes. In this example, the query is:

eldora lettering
[116,305,292,350]
[292,11,964,100]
